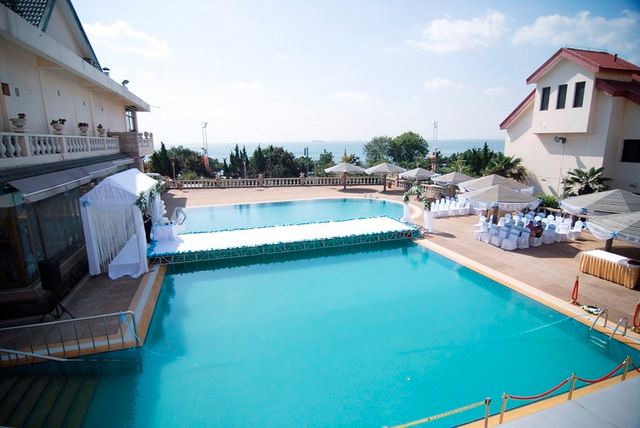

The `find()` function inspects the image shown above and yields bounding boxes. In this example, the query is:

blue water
[175,139,505,161]
[176,198,403,233]
[82,241,640,427]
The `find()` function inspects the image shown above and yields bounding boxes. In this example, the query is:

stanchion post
[622,356,630,381]
[567,374,577,400]
[499,393,508,424]
[483,398,491,428]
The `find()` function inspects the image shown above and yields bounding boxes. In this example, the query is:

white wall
[44,3,83,58]
[531,60,595,134]
[603,98,640,191]
[1,38,128,135]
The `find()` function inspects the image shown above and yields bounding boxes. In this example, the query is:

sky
[72,0,640,148]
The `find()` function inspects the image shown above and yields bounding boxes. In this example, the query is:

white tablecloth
[579,250,640,289]
[152,223,177,241]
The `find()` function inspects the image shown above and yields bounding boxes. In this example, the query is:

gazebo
[80,169,164,279]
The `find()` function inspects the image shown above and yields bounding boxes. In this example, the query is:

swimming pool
[176,198,404,233]
[82,241,640,427]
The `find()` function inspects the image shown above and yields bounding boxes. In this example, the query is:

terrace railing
[0,311,139,367]
[0,132,120,168]
[168,174,384,189]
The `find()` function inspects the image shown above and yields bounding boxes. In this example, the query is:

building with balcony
[0,0,154,316]
[500,47,640,196]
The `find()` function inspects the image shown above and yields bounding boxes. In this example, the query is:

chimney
[614,54,618,63]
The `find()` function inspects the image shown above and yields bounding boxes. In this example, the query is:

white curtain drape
[79,169,158,278]
[459,198,540,212]
[586,222,640,248]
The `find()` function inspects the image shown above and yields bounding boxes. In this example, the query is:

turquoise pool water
[176,198,403,233]
[82,241,640,427]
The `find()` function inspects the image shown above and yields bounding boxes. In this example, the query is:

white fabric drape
[403,202,412,222]
[559,200,585,216]
[459,198,539,212]
[423,209,435,233]
[586,221,640,248]
[79,169,158,278]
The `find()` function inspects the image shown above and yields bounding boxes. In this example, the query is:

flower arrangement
[50,118,67,125]
[97,124,104,130]
[78,122,89,128]
[18,113,26,119]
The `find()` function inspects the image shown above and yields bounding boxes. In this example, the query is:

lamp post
[243,159,247,179]
[202,121,209,167]
[432,120,438,173]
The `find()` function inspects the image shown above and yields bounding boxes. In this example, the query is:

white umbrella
[364,162,406,175]
[458,174,534,195]
[399,167,438,181]
[325,162,366,190]
[586,211,640,250]
[459,184,540,222]
[365,162,406,192]
[432,172,473,186]
[325,162,366,174]
[560,189,640,216]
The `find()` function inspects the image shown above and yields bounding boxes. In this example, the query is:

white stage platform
[148,217,418,265]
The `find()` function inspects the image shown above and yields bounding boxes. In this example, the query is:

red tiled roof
[527,48,640,84]
[595,78,640,105]
[499,89,535,130]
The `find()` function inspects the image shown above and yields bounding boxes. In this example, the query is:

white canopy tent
[79,169,163,279]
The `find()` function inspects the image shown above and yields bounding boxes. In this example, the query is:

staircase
[0,372,100,428]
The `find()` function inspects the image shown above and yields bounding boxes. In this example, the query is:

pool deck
[6,184,640,426]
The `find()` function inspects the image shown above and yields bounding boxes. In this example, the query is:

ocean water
[173,139,504,161]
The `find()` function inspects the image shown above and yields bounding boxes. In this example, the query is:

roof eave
[526,48,600,84]
[500,89,535,130]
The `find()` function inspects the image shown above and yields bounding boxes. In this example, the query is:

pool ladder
[588,309,628,347]
[175,208,187,225]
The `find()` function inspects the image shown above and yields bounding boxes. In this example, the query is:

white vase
[78,126,89,136]
[97,128,106,137]
[10,117,26,133]
[51,123,65,135]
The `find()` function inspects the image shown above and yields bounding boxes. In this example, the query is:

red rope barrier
[633,301,640,329]
[508,378,570,401]
[576,360,626,384]
[632,359,640,374]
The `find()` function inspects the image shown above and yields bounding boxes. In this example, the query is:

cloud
[484,86,507,96]
[424,78,464,90]
[83,21,170,59]
[406,10,507,52]
[274,54,291,60]
[512,10,640,53]
[228,82,263,90]
[331,91,373,101]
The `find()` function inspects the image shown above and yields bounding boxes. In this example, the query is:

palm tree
[445,159,473,175]
[565,167,611,195]
[484,154,528,182]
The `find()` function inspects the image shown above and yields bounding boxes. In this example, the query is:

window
[540,87,551,111]
[556,84,567,109]
[1,82,10,96]
[125,108,135,131]
[621,140,640,163]
[573,81,585,108]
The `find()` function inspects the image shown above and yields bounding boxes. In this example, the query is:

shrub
[536,193,559,209]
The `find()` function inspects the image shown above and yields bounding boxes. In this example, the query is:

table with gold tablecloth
[579,250,640,289]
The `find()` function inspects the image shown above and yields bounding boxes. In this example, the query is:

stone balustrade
[0,132,120,168]
[168,173,384,189]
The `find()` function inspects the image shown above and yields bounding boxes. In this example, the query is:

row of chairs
[431,198,471,218]
[472,215,584,250]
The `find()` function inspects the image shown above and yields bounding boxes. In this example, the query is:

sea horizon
[167,139,505,161]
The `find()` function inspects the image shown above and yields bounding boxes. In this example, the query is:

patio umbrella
[432,172,473,186]
[325,162,366,190]
[398,167,438,181]
[586,211,640,250]
[459,184,540,222]
[458,174,534,195]
[560,189,640,216]
[365,162,406,192]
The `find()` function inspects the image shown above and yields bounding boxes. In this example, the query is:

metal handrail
[0,347,73,362]
[175,207,187,225]
[0,311,138,366]
[391,398,491,428]
[589,308,608,331]
[609,317,628,340]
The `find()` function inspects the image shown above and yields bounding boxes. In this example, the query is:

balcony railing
[168,174,385,189]
[0,132,120,168]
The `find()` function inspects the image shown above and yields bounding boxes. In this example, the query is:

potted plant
[10,113,27,132]
[96,124,106,137]
[50,118,67,135]
[78,122,89,136]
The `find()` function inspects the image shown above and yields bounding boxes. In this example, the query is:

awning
[8,168,91,203]
[6,156,135,203]
[82,158,133,178]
